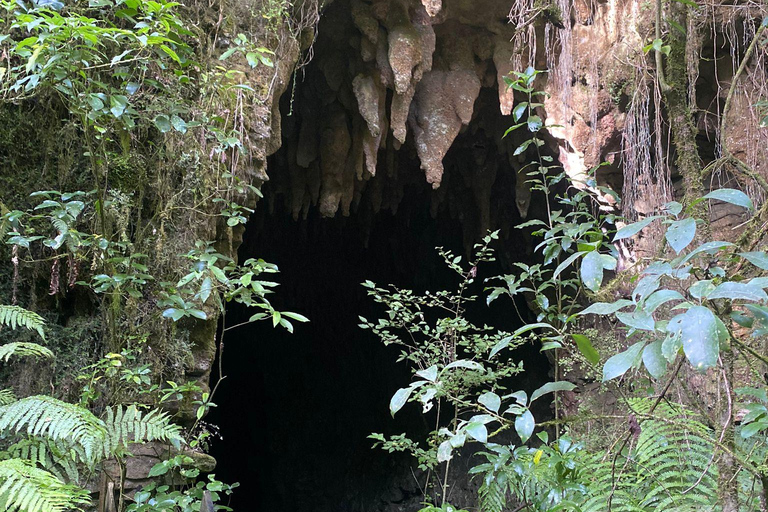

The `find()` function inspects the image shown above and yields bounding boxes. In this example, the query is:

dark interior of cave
[206,194,552,512]
[205,1,556,510]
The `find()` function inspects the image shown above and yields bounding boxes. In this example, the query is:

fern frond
[0,396,107,463]
[478,475,507,512]
[0,343,53,362]
[0,306,46,341]
[103,405,184,458]
[0,389,17,406]
[0,458,90,512]
[579,399,718,512]
[7,438,83,483]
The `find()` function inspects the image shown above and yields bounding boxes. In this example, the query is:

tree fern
[0,396,107,463]
[0,306,46,341]
[0,343,53,362]
[6,438,83,483]
[0,459,89,512]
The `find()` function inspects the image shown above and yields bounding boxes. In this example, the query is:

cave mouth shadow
[205,187,552,512]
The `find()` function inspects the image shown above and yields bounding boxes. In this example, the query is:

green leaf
[465,422,488,443]
[512,102,527,122]
[219,47,238,60]
[416,365,438,382]
[579,299,633,315]
[644,289,684,312]
[689,279,715,299]
[580,251,604,292]
[110,95,128,118]
[704,188,754,211]
[153,115,171,133]
[602,341,644,381]
[282,311,310,323]
[553,251,585,280]
[614,216,661,241]
[478,392,501,413]
[170,115,187,133]
[530,381,575,403]
[515,409,535,443]
[739,252,768,270]
[708,282,768,302]
[642,340,667,379]
[572,334,600,364]
[162,308,184,322]
[665,217,696,254]
[390,387,414,416]
[148,462,169,477]
[669,306,719,371]
[615,310,655,331]
[489,336,512,358]
[661,332,682,362]
[437,440,453,462]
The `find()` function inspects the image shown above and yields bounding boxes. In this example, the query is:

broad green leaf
[739,252,768,270]
[633,275,661,302]
[170,115,187,133]
[465,422,488,443]
[443,360,484,371]
[704,188,754,211]
[110,95,128,118]
[162,308,184,322]
[553,251,585,280]
[153,115,171,133]
[478,392,501,413]
[614,216,661,241]
[602,341,645,381]
[579,300,633,315]
[530,381,576,403]
[390,386,415,416]
[665,217,696,254]
[513,323,556,337]
[664,201,683,216]
[661,332,682,363]
[489,336,512,358]
[437,440,453,462]
[669,306,719,371]
[580,250,604,292]
[515,409,535,443]
[199,277,212,303]
[416,365,438,382]
[644,289,684,312]
[615,310,655,331]
[689,279,715,299]
[675,241,734,266]
[708,282,768,302]
[642,340,667,379]
[572,333,600,364]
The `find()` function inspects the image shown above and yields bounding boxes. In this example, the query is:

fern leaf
[103,405,183,458]
[7,438,82,483]
[0,343,53,363]
[0,389,17,406]
[0,396,107,463]
[0,458,90,512]
[0,306,46,341]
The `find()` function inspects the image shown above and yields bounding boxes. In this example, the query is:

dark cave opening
[206,1,558,509]
[206,190,552,512]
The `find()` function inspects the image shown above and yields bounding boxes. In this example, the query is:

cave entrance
[206,198,551,512]
[206,1,554,510]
